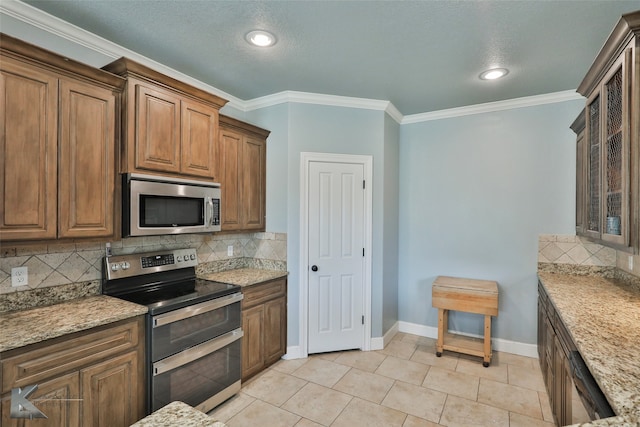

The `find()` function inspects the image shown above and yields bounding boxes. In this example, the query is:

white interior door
[308,160,365,353]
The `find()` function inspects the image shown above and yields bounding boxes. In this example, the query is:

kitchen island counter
[537,269,640,424]
[130,401,226,427]
[0,295,147,352]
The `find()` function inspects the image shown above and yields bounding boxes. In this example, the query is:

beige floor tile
[411,344,459,369]
[291,357,350,387]
[508,363,546,392]
[333,349,387,372]
[331,397,407,427]
[439,395,509,427]
[241,369,308,406]
[423,366,480,401]
[207,392,255,422]
[509,412,556,427]
[313,351,340,361]
[376,355,430,385]
[294,419,324,427]
[456,356,508,383]
[402,415,442,427]
[281,382,352,426]
[478,378,543,419]
[226,399,300,427]
[378,339,417,359]
[538,391,554,423]
[401,334,438,348]
[381,381,447,423]
[494,351,536,369]
[272,357,309,374]
[333,367,395,404]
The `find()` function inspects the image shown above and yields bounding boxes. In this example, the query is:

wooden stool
[432,276,499,367]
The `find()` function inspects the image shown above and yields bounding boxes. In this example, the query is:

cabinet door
[1,372,80,427]
[241,136,266,230]
[241,304,264,381]
[600,52,630,246]
[576,128,586,235]
[181,98,218,179]
[0,57,58,240]
[58,78,116,238]
[80,351,140,427]
[263,296,287,366]
[585,92,602,239]
[218,128,242,230]
[135,83,181,174]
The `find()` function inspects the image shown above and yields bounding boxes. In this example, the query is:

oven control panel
[104,248,198,280]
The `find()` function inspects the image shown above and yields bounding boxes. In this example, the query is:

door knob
[311,265,318,272]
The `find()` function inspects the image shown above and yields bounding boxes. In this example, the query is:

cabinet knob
[311,265,318,272]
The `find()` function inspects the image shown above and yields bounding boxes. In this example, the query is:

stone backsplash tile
[0,232,287,296]
[538,234,616,266]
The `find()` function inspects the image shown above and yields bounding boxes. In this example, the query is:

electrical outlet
[11,267,28,287]
[629,255,634,271]
[227,245,233,256]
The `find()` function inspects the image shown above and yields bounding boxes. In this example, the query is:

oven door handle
[153,328,243,376]
[152,292,243,328]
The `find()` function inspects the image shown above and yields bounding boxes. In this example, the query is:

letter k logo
[10,385,47,419]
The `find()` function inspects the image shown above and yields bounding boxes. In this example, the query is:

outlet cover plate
[11,267,28,287]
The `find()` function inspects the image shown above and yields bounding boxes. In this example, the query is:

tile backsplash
[539,234,639,279]
[0,232,287,295]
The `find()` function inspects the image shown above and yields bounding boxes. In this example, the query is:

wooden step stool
[432,276,499,367]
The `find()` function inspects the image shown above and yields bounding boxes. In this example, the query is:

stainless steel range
[102,248,242,414]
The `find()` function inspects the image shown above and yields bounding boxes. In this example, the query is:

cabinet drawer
[1,318,141,392]
[242,279,286,309]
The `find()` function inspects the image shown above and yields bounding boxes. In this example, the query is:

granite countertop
[199,268,288,287]
[537,271,640,423]
[0,295,148,353]
[130,401,226,427]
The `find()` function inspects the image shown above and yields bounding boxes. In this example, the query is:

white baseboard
[397,321,539,359]
[371,321,399,350]
[283,346,303,360]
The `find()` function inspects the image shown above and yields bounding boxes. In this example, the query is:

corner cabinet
[102,58,228,180]
[574,12,640,252]
[0,316,145,427]
[218,115,270,232]
[0,34,124,242]
[241,277,287,381]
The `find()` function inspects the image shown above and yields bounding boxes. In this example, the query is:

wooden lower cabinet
[241,277,287,381]
[538,282,577,426]
[0,316,145,427]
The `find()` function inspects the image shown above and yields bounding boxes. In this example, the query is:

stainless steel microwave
[122,173,221,237]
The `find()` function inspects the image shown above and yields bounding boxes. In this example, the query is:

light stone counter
[537,271,640,424]
[199,268,288,287]
[0,295,148,352]
[130,401,226,427]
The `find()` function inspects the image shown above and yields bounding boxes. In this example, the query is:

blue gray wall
[398,101,583,344]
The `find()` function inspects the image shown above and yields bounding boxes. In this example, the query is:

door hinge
[362,315,365,325]
[363,180,365,189]
[362,248,365,257]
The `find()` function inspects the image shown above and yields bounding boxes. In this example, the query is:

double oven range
[102,248,242,414]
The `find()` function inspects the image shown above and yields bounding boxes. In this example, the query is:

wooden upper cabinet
[0,33,124,242]
[103,58,227,180]
[575,12,640,252]
[0,56,58,240]
[135,83,181,174]
[218,115,269,232]
[571,110,587,236]
[58,78,117,238]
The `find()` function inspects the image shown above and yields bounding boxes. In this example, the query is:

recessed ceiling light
[245,30,276,47]
[479,68,509,80]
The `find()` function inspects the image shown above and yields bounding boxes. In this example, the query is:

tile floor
[209,332,589,426]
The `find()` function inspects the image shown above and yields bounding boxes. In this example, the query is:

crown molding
[402,90,584,124]
[1,0,242,106]
[243,90,403,123]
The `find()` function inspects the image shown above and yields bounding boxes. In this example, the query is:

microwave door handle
[207,197,214,226]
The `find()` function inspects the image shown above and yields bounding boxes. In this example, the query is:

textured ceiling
[16,0,640,115]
